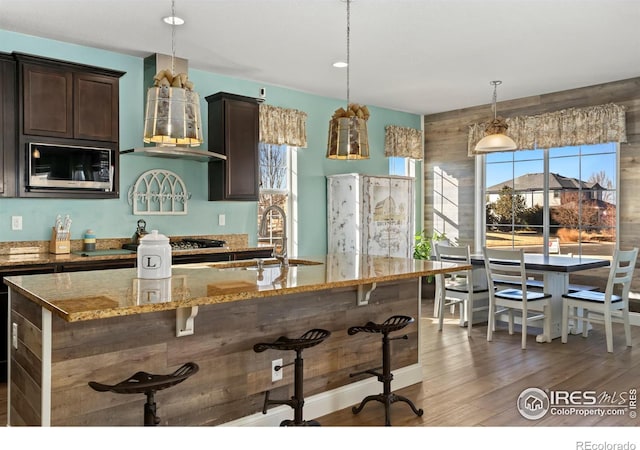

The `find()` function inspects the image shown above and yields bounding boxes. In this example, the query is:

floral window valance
[259,104,308,148]
[467,103,627,156]
[384,125,424,159]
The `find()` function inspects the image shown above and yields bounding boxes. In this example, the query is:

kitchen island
[4,253,467,426]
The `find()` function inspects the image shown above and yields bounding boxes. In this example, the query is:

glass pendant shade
[474,131,517,152]
[326,116,370,159]
[144,85,203,147]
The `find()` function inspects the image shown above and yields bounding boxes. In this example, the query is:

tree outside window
[258,144,289,253]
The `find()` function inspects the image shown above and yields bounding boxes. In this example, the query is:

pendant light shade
[326,0,370,160]
[143,0,203,148]
[474,81,517,153]
[327,109,370,159]
[144,85,202,147]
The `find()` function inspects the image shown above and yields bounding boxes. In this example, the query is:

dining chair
[433,242,489,336]
[561,247,638,353]
[483,247,552,349]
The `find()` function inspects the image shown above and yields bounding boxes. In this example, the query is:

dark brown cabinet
[0,53,17,197]
[207,92,260,201]
[19,56,121,142]
[13,53,125,198]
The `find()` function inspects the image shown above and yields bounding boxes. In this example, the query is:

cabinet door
[74,73,119,142]
[362,175,415,258]
[207,93,259,201]
[224,99,259,200]
[0,54,17,196]
[22,63,73,138]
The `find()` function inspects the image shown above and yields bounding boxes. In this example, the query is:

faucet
[259,205,288,267]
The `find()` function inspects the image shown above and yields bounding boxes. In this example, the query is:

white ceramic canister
[137,230,172,279]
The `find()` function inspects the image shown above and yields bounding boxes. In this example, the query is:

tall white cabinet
[327,173,415,257]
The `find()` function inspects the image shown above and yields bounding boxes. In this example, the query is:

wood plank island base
[4,253,467,426]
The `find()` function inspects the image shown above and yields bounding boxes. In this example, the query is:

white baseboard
[220,363,423,427]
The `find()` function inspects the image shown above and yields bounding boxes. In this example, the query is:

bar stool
[88,362,199,426]
[253,328,331,426]
[348,315,423,426]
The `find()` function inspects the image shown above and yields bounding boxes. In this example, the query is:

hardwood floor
[316,298,640,427]
[1,298,638,428]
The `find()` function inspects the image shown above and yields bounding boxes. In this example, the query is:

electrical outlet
[218,214,226,226]
[272,358,283,382]
[12,323,18,349]
[11,216,22,231]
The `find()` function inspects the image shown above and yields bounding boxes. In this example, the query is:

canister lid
[139,229,169,243]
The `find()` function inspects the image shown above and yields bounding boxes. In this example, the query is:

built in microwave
[27,142,113,191]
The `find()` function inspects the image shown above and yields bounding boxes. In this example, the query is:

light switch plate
[218,214,226,226]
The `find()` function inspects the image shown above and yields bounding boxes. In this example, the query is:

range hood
[121,53,225,162]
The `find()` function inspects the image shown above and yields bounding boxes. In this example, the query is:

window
[389,156,415,177]
[258,143,292,254]
[483,143,617,257]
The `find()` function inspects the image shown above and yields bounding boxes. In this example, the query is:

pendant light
[474,80,517,152]
[143,0,203,147]
[326,0,370,160]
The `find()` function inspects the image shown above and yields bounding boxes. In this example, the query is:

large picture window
[484,142,617,258]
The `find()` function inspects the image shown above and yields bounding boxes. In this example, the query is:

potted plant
[413,230,448,298]
[413,230,448,261]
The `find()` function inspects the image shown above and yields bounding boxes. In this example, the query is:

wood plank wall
[9,279,420,426]
[422,77,640,292]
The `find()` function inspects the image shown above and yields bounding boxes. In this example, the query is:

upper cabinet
[13,53,125,198]
[0,53,17,197]
[207,92,260,201]
[18,54,122,142]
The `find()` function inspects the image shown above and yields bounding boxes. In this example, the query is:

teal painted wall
[0,29,421,255]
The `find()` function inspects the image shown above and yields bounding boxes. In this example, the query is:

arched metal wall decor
[128,169,191,215]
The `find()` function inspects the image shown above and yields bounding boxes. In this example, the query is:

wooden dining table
[469,253,610,342]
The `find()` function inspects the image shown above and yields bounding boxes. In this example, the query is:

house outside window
[483,142,617,257]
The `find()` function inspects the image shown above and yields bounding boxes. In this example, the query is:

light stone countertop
[0,245,270,268]
[4,253,468,322]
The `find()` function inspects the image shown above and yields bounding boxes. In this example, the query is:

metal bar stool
[88,362,199,426]
[253,328,331,426]
[348,315,423,426]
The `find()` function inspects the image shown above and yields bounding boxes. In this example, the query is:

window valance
[467,103,627,156]
[384,125,424,159]
[259,104,308,148]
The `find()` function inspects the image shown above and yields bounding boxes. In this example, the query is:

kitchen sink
[208,258,323,270]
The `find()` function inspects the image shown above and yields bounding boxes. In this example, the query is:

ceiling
[1,0,638,115]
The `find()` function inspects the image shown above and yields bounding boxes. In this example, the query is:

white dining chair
[561,247,638,353]
[433,242,489,336]
[483,247,552,349]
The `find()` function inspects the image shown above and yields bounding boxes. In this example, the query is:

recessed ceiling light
[163,15,185,25]
[333,61,348,68]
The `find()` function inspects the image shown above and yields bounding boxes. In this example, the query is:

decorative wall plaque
[128,169,191,215]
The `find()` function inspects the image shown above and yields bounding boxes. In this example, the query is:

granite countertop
[4,253,468,322]
[0,233,270,268]
[0,245,271,268]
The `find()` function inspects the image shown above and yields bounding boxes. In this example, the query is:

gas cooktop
[122,238,226,251]
[171,238,226,249]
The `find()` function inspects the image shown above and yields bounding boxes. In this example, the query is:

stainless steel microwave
[27,142,113,191]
